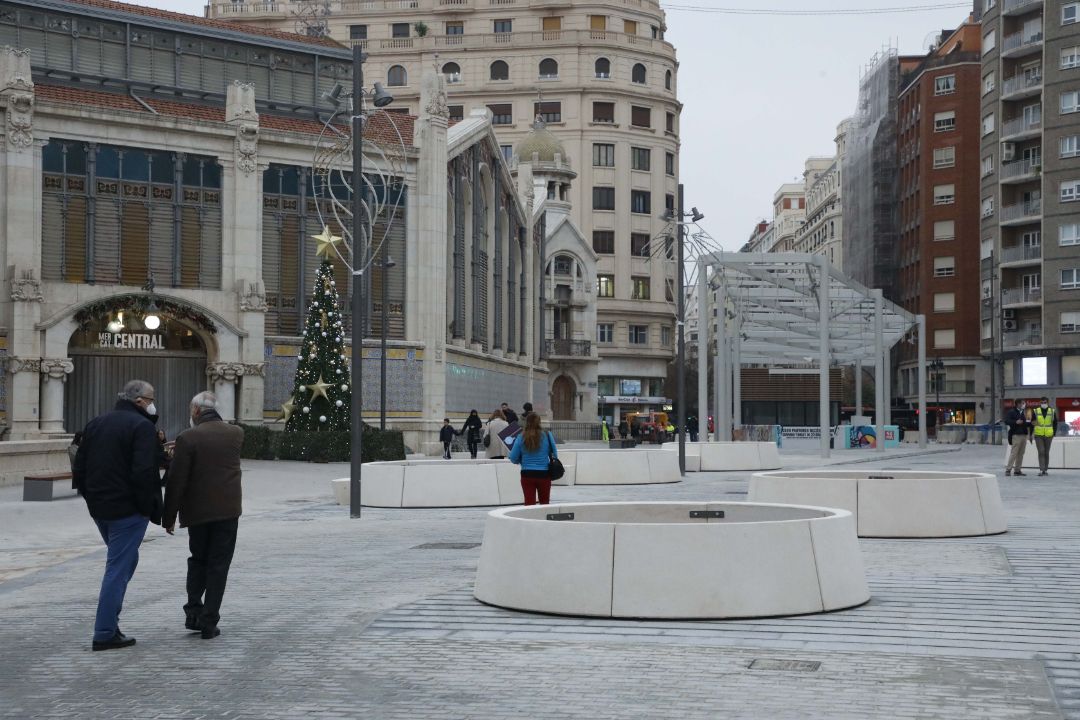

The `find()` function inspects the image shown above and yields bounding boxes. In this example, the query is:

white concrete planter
[1022,437,1080,469]
[663,441,782,472]
[474,501,869,619]
[330,458,573,508]
[748,470,1007,538]
[557,449,680,485]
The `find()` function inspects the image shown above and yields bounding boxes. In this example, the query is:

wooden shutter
[119,202,150,286]
[180,206,201,288]
[94,194,122,285]
[65,196,88,283]
[41,193,65,281]
[200,201,222,290]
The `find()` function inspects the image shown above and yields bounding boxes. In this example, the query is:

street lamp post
[376,249,396,430]
[930,356,945,431]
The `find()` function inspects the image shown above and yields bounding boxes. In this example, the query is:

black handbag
[546,432,565,480]
[483,433,491,448]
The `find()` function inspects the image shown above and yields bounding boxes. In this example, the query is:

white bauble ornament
[330,280,336,286]
[302,406,310,414]
[299,385,306,392]
[319,415,327,423]
[321,332,327,337]
[335,399,343,407]
[336,369,342,374]
[341,384,349,391]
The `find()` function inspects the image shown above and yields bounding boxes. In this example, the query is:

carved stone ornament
[239,280,268,312]
[242,362,266,378]
[235,124,259,175]
[206,362,248,384]
[39,358,74,381]
[425,89,449,121]
[9,275,43,302]
[0,47,34,149]
[4,90,33,149]
[8,357,41,374]
[225,81,258,123]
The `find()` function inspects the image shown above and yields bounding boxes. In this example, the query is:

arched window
[632,63,646,84]
[442,62,461,83]
[665,69,672,90]
[387,65,407,87]
[595,57,611,79]
[539,58,558,79]
[553,254,573,276]
[489,59,509,81]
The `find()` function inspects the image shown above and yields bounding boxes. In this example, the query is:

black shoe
[1014,471,1026,476]
[201,626,221,640]
[93,632,136,651]
[1004,470,1012,476]
[185,611,201,632]
[1039,471,1048,476]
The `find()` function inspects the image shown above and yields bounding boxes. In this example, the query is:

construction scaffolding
[842,48,901,301]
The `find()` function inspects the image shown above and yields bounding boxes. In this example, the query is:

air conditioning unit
[1003,308,1016,319]
[1003,319,1019,331]
[1002,142,1016,162]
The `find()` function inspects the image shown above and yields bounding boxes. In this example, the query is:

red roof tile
[59,0,345,50]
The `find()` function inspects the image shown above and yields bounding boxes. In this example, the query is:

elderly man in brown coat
[163,391,244,640]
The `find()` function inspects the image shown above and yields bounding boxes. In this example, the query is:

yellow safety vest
[1033,407,1055,437]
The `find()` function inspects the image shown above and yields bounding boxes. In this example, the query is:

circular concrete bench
[556,449,680,485]
[748,470,1007,538]
[474,501,869,619]
[662,441,782,472]
[330,458,574,508]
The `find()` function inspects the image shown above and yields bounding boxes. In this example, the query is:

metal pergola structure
[695,252,927,458]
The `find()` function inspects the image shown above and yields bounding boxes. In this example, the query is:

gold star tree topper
[281,398,295,422]
[309,375,332,401]
[311,226,342,259]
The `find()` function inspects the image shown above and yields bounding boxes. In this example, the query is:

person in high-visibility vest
[1032,396,1057,476]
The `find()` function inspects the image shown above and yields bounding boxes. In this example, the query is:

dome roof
[515,117,567,164]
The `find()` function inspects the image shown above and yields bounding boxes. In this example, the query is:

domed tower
[513,116,576,226]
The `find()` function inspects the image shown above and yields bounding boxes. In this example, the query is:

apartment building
[895,20,989,425]
[209,0,682,424]
[768,183,806,252]
[792,122,849,270]
[980,0,1080,425]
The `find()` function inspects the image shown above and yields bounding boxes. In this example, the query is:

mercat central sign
[98,333,165,350]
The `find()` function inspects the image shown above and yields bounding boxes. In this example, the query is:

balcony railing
[1004,332,1043,348]
[1001,72,1042,98]
[1000,243,1042,263]
[931,380,977,395]
[1000,158,1041,182]
[208,0,661,17]
[1001,286,1042,305]
[1002,30,1044,56]
[1000,199,1041,223]
[345,29,677,54]
[1001,114,1042,139]
[1003,0,1043,15]
[545,339,592,358]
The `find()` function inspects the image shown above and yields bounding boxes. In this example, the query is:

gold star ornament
[281,398,295,422]
[309,375,331,401]
[311,226,342,259]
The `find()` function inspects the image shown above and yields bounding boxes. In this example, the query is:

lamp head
[143,298,161,331]
[660,210,674,222]
[690,208,705,222]
[372,82,394,108]
[384,254,397,269]
[322,83,344,108]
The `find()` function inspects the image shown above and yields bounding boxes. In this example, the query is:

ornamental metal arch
[694,252,928,458]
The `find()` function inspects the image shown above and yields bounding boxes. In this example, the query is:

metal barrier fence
[547,421,604,442]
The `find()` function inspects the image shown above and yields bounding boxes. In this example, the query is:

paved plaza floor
[1,442,1078,719]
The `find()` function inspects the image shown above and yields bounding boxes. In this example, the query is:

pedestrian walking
[618,420,628,440]
[484,409,510,459]
[500,403,519,426]
[508,412,558,505]
[163,391,244,640]
[522,402,534,420]
[461,409,483,459]
[1004,399,1032,476]
[72,379,163,651]
[601,419,610,442]
[439,418,457,459]
[1032,396,1057,476]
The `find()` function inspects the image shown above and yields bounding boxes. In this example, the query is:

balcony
[1001,286,1042,306]
[999,158,1041,184]
[930,380,978,395]
[1003,0,1043,15]
[1001,30,1044,58]
[999,243,1042,265]
[1003,331,1043,349]
[1000,199,1042,226]
[1001,73,1042,100]
[545,339,592,358]
[1000,115,1042,141]
[433,0,473,11]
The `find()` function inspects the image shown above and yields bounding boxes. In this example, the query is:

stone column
[39,358,73,434]
[224,81,267,425]
[414,71,450,423]
[206,362,248,422]
[0,48,43,438]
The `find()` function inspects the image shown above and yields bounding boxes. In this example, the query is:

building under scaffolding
[842,48,901,302]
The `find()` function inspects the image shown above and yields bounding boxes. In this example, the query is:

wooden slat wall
[739,368,844,401]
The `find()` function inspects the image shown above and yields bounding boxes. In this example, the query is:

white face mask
[1041,403,1049,409]
[145,402,157,416]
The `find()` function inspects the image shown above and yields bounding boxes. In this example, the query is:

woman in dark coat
[461,409,483,459]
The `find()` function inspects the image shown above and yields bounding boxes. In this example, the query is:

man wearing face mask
[163,391,244,640]
[1032,396,1057,476]
[73,379,163,651]
[1004,398,1032,477]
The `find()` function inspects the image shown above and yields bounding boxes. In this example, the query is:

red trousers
[520,473,552,505]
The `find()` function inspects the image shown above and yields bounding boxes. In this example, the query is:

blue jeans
[93,514,149,642]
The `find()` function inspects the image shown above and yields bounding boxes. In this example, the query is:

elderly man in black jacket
[164,391,244,640]
[73,379,163,651]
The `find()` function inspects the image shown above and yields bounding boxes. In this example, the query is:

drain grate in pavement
[412,542,481,550]
[748,659,821,672]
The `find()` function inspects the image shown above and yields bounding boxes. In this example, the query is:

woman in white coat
[484,409,511,459]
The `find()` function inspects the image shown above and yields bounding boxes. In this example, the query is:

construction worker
[1032,397,1057,476]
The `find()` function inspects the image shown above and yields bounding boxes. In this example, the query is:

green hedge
[236,423,404,464]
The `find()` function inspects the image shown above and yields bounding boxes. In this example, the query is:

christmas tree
[282,226,352,434]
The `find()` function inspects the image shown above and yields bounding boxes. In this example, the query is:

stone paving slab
[1,445,1078,719]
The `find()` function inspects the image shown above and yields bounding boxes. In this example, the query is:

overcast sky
[151,0,971,249]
